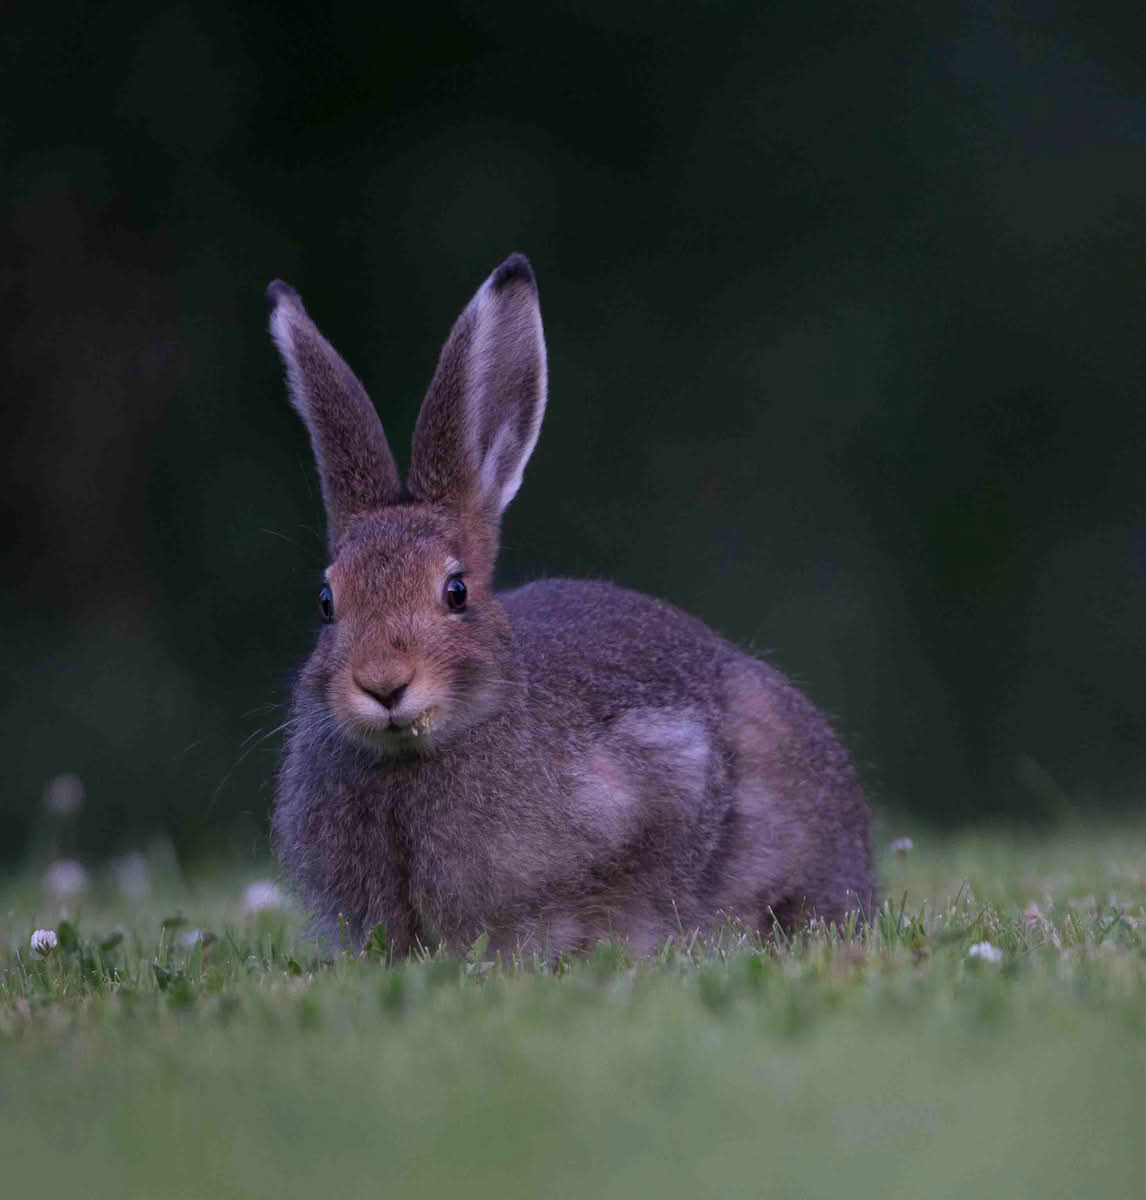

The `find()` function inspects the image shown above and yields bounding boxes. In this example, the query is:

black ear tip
[490,253,536,294]
[265,279,300,310]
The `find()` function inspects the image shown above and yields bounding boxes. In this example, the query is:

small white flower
[114,853,151,899]
[31,929,58,957]
[967,941,1003,965]
[243,880,287,914]
[42,773,85,817]
[888,836,914,856]
[42,859,89,898]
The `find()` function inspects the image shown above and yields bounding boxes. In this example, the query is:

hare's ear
[267,281,402,548]
[407,254,547,520]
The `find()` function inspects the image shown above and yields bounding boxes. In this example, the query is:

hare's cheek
[451,657,514,729]
[449,654,500,701]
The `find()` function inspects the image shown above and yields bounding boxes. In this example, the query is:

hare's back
[502,578,842,758]
[502,579,738,719]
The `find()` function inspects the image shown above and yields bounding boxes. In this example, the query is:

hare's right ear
[267,281,401,549]
[407,254,547,522]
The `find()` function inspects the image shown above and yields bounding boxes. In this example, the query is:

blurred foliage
[2,1,1145,860]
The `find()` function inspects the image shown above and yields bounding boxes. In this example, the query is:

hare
[267,254,873,958]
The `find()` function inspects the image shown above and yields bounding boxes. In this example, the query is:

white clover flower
[42,858,89,898]
[42,773,85,817]
[114,852,151,899]
[967,941,1003,965]
[243,880,287,914]
[888,836,914,857]
[31,929,58,957]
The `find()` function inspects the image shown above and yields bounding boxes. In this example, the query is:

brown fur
[266,254,874,957]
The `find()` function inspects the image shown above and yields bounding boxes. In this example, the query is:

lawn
[2,821,1144,1198]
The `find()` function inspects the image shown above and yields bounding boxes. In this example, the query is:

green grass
[2,824,1145,1198]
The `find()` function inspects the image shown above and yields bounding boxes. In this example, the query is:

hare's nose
[355,674,413,710]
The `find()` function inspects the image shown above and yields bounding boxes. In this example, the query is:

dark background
[3,1,1145,863]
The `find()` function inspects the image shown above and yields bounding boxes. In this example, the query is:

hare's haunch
[268,255,873,957]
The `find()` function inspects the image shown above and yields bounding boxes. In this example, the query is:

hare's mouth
[384,708,436,741]
[344,707,440,757]
[401,710,436,738]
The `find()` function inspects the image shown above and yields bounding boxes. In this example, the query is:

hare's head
[268,256,546,757]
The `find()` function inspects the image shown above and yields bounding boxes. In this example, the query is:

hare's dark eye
[444,574,467,613]
[318,584,335,623]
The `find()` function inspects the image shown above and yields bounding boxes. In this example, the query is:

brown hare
[267,254,873,958]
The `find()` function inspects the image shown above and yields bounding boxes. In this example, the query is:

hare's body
[266,256,873,956]
[275,575,870,955]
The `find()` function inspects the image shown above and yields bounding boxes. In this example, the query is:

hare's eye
[318,584,335,623]
[444,574,467,613]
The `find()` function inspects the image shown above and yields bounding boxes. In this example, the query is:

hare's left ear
[408,254,547,519]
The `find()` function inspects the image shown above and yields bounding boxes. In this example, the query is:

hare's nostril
[356,676,412,711]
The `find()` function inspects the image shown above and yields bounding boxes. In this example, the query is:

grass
[2,823,1145,1198]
